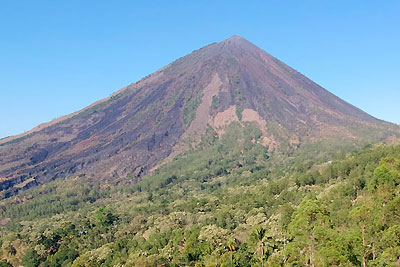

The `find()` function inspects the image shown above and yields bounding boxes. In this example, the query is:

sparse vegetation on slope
[1,122,400,266]
[1,36,399,200]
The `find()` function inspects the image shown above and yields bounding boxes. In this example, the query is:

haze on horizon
[1,1,399,138]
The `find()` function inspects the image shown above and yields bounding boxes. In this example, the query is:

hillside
[1,134,400,266]
[1,36,399,199]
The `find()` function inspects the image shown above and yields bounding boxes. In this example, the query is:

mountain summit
[0,36,398,197]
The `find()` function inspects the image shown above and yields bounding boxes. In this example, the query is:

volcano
[0,35,398,198]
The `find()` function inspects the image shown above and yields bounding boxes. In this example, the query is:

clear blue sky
[1,1,399,138]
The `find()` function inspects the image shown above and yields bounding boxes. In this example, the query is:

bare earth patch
[151,74,224,172]
[185,73,223,140]
[0,218,10,226]
[212,105,239,136]
[212,106,278,150]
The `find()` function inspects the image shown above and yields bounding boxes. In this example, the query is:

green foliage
[369,157,400,191]
[0,260,12,267]
[2,139,400,266]
[45,243,79,267]
[155,112,163,126]
[211,95,220,109]
[0,178,108,231]
[94,208,118,227]
[0,134,32,147]
[182,95,201,126]
[21,249,42,267]
[236,104,243,121]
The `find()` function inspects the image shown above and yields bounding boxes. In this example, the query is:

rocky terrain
[0,36,398,198]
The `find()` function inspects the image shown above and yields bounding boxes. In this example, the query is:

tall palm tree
[226,239,237,267]
[254,227,266,267]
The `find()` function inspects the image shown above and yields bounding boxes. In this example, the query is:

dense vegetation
[1,123,399,266]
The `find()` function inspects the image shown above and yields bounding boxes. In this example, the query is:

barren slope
[0,36,398,198]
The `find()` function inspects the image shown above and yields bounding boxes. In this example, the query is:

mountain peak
[224,35,246,41]
[219,35,255,49]
[0,37,398,198]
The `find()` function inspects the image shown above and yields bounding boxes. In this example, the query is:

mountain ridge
[0,35,399,198]
[0,35,387,145]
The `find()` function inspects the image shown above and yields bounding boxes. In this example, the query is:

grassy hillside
[1,124,400,266]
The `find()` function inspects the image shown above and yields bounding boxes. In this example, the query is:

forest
[0,123,399,266]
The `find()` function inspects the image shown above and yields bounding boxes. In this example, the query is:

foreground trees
[1,143,400,266]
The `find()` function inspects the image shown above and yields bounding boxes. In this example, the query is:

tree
[21,249,42,267]
[350,196,382,267]
[375,225,400,266]
[46,243,79,267]
[94,208,117,227]
[0,260,12,267]
[226,238,239,267]
[280,204,295,230]
[250,227,266,267]
[287,199,331,267]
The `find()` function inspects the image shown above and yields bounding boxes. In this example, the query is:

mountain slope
[0,36,398,198]
[1,137,400,266]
